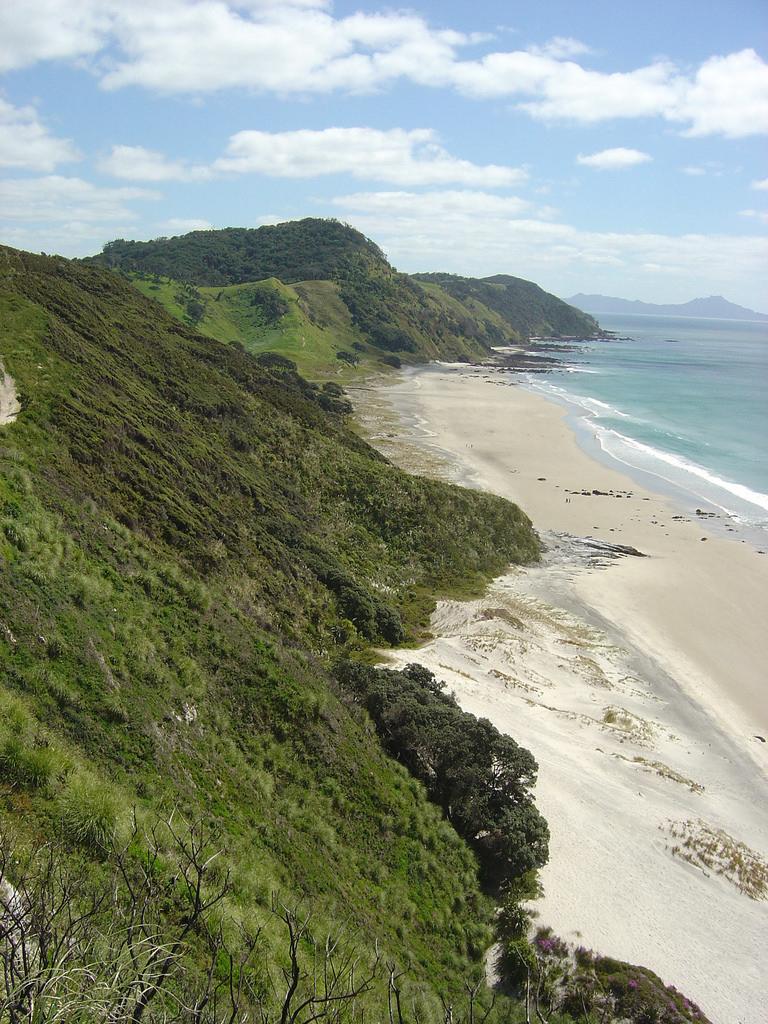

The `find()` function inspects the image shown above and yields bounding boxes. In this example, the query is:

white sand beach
[357,367,768,1024]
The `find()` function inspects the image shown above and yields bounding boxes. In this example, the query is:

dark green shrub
[337,661,548,886]
[504,937,536,984]
[375,604,405,644]
[366,324,416,353]
[336,350,358,366]
[255,352,297,371]
[497,899,529,941]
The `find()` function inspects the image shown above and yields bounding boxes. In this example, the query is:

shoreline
[361,365,768,750]
[355,365,768,1024]
[522,377,768,550]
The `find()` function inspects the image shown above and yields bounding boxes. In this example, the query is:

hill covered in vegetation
[86,219,600,374]
[416,272,601,340]
[0,243,541,1018]
[0,244,706,1024]
[92,219,379,287]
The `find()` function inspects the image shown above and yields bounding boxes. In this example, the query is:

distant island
[566,292,768,323]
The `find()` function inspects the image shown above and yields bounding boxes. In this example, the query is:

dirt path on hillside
[0,361,20,426]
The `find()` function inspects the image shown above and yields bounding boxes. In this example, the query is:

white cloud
[96,128,526,188]
[577,148,652,170]
[751,178,768,191]
[739,208,768,225]
[528,37,592,60]
[668,50,768,138]
[334,189,534,219]
[512,60,680,121]
[214,127,526,187]
[239,0,330,7]
[97,4,469,95]
[161,217,213,233]
[99,144,210,181]
[0,3,766,136]
[0,175,159,223]
[502,49,768,135]
[0,0,108,72]
[680,161,725,178]
[0,97,80,170]
[0,174,160,257]
[328,189,768,308]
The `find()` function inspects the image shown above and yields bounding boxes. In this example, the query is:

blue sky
[1,0,766,308]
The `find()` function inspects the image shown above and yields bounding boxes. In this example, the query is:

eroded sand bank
[0,360,20,426]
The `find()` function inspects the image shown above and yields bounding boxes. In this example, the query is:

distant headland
[566,292,768,322]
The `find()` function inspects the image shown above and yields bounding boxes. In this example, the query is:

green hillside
[90,218,380,286]
[88,220,496,365]
[0,245,540,1019]
[87,219,600,373]
[129,274,377,379]
[414,272,600,339]
[0,244,706,1024]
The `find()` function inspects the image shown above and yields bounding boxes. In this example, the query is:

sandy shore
[355,366,768,1024]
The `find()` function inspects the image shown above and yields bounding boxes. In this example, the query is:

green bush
[4,521,30,551]
[337,661,548,887]
[504,937,536,984]
[58,773,123,851]
[0,736,60,789]
[0,691,65,790]
[498,900,529,941]
[71,571,111,608]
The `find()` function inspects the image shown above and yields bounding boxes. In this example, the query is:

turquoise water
[523,313,768,534]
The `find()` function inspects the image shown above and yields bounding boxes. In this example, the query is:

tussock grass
[58,772,125,851]
[0,736,60,789]
[0,690,67,790]
[662,818,768,899]
[602,706,656,744]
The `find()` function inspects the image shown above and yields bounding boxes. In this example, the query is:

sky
[0,0,767,308]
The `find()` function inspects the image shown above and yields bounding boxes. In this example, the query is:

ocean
[522,313,768,539]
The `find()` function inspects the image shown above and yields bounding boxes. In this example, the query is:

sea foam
[596,428,768,516]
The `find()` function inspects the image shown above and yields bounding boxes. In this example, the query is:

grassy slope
[124,260,497,375]
[414,272,600,339]
[126,265,507,380]
[130,274,386,380]
[88,219,598,371]
[0,248,709,1024]
[0,245,540,1012]
[415,278,523,345]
